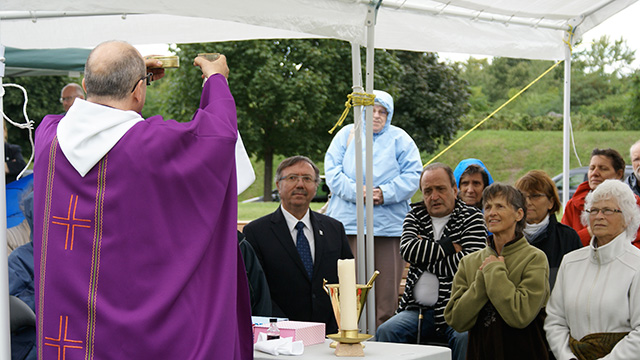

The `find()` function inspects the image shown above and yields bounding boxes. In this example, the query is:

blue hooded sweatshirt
[324,90,423,236]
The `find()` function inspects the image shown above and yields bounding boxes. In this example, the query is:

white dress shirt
[281,206,316,261]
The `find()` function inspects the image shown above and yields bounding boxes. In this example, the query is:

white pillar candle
[337,259,357,331]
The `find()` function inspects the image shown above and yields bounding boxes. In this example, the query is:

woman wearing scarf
[515,170,581,289]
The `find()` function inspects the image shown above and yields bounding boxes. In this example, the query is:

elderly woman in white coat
[545,179,640,360]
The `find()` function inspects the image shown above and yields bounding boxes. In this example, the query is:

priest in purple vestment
[32,41,253,359]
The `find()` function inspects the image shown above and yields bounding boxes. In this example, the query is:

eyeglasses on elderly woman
[585,207,622,217]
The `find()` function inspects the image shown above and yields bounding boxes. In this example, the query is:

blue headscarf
[453,158,494,188]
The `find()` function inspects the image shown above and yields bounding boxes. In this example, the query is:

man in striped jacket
[376,163,487,360]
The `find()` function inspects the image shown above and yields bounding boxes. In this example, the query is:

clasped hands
[479,255,504,270]
[362,186,384,205]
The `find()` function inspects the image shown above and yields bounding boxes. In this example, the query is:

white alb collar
[57,99,256,194]
[57,99,143,177]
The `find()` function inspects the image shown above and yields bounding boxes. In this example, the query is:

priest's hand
[194,54,229,80]
[143,56,166,81]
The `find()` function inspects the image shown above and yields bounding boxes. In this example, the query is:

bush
[571,113,619,131]
[462,112,563,131]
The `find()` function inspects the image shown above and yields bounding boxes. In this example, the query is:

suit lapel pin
[319,230,324,236]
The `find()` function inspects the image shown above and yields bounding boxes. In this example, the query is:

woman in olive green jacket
[444,183,550,360]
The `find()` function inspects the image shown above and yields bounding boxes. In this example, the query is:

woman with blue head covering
[453,158,494,209]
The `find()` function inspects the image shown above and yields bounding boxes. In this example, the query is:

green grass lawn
[425,130,640,184]
[239,130,640,220]
[238,201,326,222]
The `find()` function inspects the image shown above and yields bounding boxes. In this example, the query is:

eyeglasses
[524,193,547,201]
[131,72,153,93]
[372,108,388,116]
[279,175,316,184]
[586,208,622,216]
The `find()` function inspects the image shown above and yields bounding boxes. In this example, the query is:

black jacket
[5,142,27,184]
[527,215,581,290]
[244,207,353,334]
[626,173,640,198]
[238,231,272,317]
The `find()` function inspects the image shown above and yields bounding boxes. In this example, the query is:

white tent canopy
[1,0,638,358]
[0,0,636,59]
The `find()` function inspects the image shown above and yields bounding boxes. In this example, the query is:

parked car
[552,165,633,199]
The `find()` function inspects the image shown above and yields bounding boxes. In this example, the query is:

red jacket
[561,180,640,248]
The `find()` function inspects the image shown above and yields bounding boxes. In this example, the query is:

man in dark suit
[244,156,353,334]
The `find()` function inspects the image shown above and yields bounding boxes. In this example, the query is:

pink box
[253,320,326,346]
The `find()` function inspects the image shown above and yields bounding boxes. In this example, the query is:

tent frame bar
[562,30,573,207]
[2,5,581,33]
[353,0,381,335]
[359,0,573,31]
[0,11,139,21]
[350,41,366,332]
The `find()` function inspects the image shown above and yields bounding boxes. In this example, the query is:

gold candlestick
[323,270,379,356]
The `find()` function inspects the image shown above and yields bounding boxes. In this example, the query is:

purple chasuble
[33,75,253,359]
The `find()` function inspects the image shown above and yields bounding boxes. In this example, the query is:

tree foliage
[164,40,469,198]
[392,51,470,153]
[167,39,355,198]
[629,71,640,128]
[2,75,72,158]
[574,36,636,77]
[456,35,638,131]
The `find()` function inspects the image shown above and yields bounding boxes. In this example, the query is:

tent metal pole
[0,40,13,360]
[350,41,367,332]
[562,32,572,208]
[364,2,379,335]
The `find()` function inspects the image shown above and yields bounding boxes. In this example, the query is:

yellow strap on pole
[425,60,564,166]
[328,92,376,134]
[563,25,575,53]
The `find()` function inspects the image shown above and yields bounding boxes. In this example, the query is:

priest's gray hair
[84,40,146,100]
[581,179,640,240]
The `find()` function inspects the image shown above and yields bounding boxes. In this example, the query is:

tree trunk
[263,148,274,202]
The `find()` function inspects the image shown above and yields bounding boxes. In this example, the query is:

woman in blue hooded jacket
[324,90,422,327]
